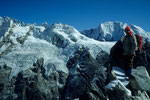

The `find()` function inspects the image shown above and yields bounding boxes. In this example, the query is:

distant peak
[0,16,26,26]
[0,16,12,20]
[101,21,127,25]
[41,22,49,28]
[51,23,64,27]
[50,23,74,29]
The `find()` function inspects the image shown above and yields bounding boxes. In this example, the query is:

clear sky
[0,0,150,31]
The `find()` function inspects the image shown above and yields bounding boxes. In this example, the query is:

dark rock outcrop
[62,48,107,100]
[0,58,59,100]
[0,65,13,100]
[15,58,58,100]
[52,34,69,48]
[134,42,150,75]
[96,50,109,66]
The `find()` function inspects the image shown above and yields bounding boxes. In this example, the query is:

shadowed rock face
[134,42,150,75]
[61,48,107,100]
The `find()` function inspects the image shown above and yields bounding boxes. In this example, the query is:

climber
[121,26,138,76]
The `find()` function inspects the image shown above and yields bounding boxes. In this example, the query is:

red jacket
[125,26,132,36]
[123,26,137,55]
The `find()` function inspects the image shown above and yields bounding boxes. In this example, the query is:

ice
[0,17,149,80]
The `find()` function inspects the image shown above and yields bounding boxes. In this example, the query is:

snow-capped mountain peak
[1,17,150,100]
[81,21,150,42]
[0,17,149,81]
[0,17,114,78]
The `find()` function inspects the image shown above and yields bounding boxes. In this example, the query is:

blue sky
[0,0,150,31]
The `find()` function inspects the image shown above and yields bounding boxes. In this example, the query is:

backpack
[135,34,143,52]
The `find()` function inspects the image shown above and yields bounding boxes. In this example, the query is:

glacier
[0,17,115,79]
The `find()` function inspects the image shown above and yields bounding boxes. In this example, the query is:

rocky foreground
[1,42,150,100]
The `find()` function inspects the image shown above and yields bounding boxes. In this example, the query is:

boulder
[129,66,150,97]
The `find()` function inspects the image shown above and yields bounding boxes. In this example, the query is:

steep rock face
[81,22,150,41]
[62,48,107,100]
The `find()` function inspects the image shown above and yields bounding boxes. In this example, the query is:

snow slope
[81,21,150,42]
[105,66,131,96]
[0,17,115,78]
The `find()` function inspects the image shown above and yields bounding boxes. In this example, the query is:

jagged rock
[96,50,109,66]
[62,48,107,100]
[0,58,59,100]
[52,34,69,48]
[0,65,15,100]
[129,66,150,97]
[57,71,68,93]
[19,58,59,100]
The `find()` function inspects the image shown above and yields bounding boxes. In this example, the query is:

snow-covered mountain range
[0,17,114,78]
[81,21,150,41]
[1,17,150,100]
[1,17,150,78]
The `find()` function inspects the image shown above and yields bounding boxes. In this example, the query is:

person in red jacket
[122,26,137,76]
